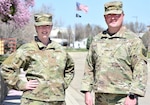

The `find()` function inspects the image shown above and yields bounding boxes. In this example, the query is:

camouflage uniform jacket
[1,38,75,101]
[81,26,148,97]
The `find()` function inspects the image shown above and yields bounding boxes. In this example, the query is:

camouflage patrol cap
[104,1,123,15]
[34,13,53,26]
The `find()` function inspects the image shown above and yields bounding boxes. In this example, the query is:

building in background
[0,38,16,55]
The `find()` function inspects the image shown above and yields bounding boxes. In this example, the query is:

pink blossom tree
[0,0,34,28]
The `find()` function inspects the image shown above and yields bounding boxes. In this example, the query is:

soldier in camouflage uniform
[81,1,148,105]
[1,13,75,105]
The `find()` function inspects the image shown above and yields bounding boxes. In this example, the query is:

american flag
[76,2,88,13]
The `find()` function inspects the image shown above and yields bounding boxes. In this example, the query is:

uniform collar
[101,26,127,39]
[34,36,52,50]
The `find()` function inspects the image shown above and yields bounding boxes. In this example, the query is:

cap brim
[35,22,53,26]
[104,10,122,15]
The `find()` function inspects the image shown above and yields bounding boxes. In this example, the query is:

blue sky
[33,0,150,29]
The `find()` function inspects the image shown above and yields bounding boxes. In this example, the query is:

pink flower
[0,0,34,28]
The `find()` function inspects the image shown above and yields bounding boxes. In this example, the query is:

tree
[124,21,146,33]
[74,23,85,41]
[57,31,62,38]
[67,25,73,46]
[85,24,92,38]
[92,25,103,35]
[142,31,150,50]
[34,4,54,14]
[0,20,35,43]
[0,0,34,28]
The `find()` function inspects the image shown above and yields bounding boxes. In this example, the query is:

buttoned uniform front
[81,26,147,97]
[1,38,75,102]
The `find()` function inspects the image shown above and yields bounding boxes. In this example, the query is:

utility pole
[133,16,138,22]
[133,16,138,35]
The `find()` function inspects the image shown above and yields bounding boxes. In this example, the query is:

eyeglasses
[105,14,121,19]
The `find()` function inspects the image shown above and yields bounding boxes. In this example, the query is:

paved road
[2,52,150,105]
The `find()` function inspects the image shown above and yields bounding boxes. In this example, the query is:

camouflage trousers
[95,93,138,105]
[20,98,66,105]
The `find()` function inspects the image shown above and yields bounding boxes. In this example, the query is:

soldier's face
[35,25,52,39]
[104,13,124,28]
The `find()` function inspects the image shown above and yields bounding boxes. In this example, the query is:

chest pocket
[29,50,57,68]
[94,38,129,61]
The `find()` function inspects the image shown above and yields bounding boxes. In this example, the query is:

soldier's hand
[25,80,39,90]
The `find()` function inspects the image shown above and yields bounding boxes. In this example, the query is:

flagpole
[73,1,76,48]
